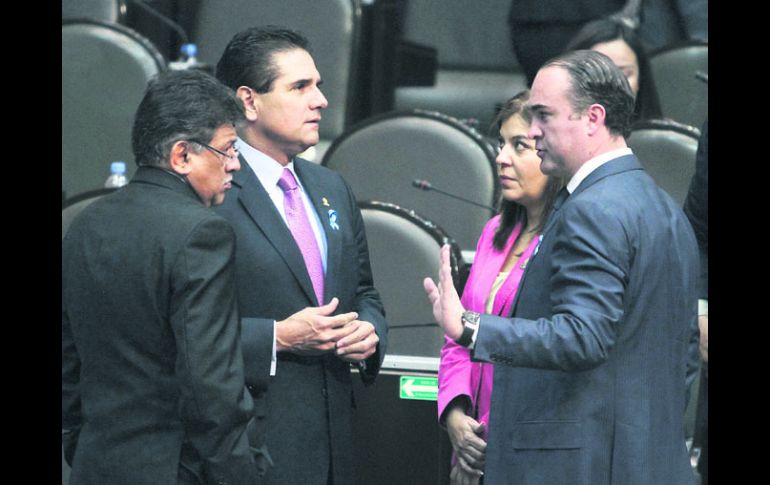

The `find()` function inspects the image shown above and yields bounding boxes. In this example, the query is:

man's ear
[585,103,607,136]
[169,140,193,175]
[237,86,259,122]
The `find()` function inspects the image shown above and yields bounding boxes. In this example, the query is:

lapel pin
[322,197,330,207]
[328,209,339,230]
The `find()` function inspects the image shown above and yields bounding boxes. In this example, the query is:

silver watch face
[462,311,480,327]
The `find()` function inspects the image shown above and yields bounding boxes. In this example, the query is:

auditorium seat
[359,201,465,358]
[62,188,118,239]
[190,0,364,162]
[649,41,708,129]
[393,0,527,135]
[62,0,125,23]
[627,118,701,206]
[62,19,165,200]
[322,109,499,252]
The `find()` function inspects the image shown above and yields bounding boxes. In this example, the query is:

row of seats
[63,0,365,200]
[62,2,703,362]
[63,1,706,201]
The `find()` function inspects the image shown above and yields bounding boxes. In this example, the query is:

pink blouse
[437,216,541,439]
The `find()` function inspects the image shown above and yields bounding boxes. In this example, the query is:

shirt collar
[237,137,301,191]
[566,147,633,193]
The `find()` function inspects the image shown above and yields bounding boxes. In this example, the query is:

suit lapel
[295,161,341,305]
[508,154,644,316]
[570,154,643,199]
[233,161,318,305]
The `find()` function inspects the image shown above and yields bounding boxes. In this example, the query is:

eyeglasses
[188,139,239,162]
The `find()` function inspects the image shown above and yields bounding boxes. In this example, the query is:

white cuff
[698,299,708,316]
[270,321,277,376]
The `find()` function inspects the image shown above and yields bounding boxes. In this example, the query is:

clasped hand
[276,297,378,362]
[446,407,487,485]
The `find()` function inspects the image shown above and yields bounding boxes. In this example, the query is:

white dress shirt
[237,138,329,374]
[566,147,633,194]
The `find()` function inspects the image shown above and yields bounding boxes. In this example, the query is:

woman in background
[565,17,663,121]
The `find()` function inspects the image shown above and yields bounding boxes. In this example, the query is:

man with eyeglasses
[62,69,268,484]
[213,26,388,485]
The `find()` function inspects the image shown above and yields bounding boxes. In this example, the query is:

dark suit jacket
[62,167,260,485]
[214,156,387,485]
[684,120,708,301]
[473,155,699,484]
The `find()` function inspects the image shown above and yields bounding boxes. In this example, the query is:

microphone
[412,179,496,211]
[694,70,708,84]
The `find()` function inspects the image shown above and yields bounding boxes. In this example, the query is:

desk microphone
[412,179,496,211]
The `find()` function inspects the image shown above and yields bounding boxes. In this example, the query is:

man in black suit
[62,69,265,484]
[213,26,388,485]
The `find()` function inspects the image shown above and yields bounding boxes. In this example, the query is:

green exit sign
[399,375,438,401]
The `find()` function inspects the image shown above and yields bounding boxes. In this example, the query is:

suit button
[322,388,328,398]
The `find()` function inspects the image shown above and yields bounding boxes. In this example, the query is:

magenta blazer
[437,216,541,438]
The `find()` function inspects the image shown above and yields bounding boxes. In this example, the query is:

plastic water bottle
[105,161,128,188]
[180,43,197,63]
[169,43,212,72]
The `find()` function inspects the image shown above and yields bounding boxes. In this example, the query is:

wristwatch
[455,311,481,347]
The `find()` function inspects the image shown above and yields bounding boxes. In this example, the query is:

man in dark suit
[684,119,708,485]
[213,26,388,485]
[62,69,265,485]
[425,50,700,484]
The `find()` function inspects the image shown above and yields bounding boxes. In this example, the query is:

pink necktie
[278,168,324,304]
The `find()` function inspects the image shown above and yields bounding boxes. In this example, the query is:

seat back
[649,41,708,128]
[62,0,125,23]
[62,19,165,200]
[627,119,700,206]
[191,0,363,160]
[62,188,118,240]
[360,201,463,357]
[393,0,526,133]
[323,110,499,251]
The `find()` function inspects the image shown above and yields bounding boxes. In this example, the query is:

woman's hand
[445,407,487,477]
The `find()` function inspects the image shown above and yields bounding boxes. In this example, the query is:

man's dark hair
[131,69,244,167]
[216,25,311,94]
[544,49,636,138]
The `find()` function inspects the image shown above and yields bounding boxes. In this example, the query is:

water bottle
[180,43,197,64]
[169,43,213,73]
[105,161,128,188]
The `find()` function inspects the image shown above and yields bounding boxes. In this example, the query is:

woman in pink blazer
[437,90,564,485]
